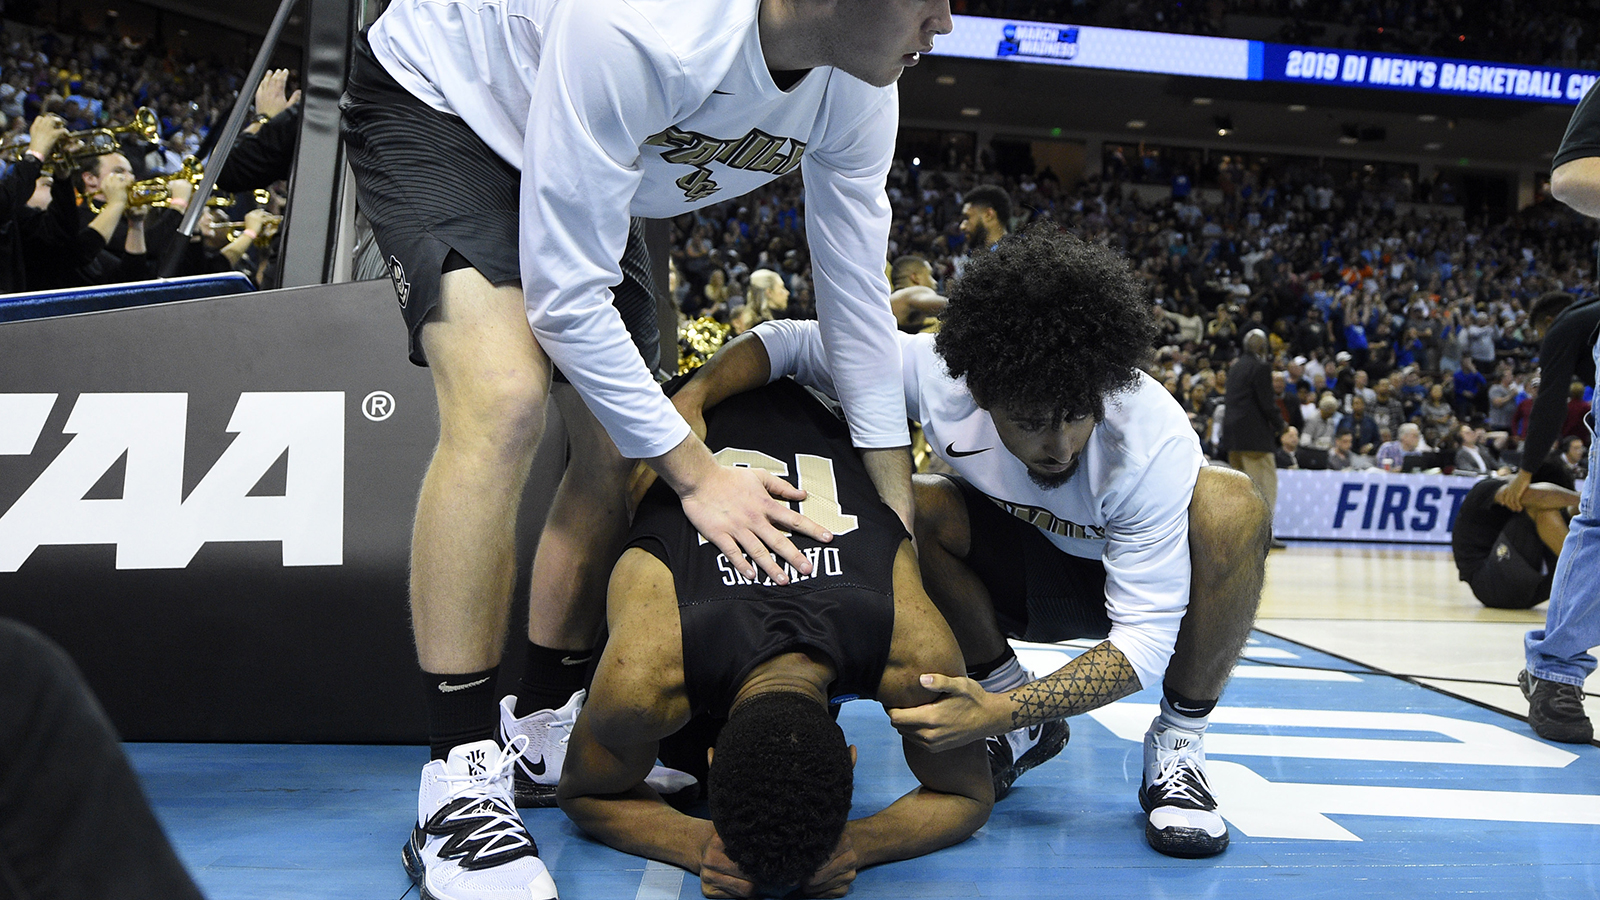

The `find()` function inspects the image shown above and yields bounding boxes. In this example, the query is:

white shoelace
[1152,744,1214,808]
[433,736,533,851]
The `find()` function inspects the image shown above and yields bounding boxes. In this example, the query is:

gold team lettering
[991,498,1106,541]
[644,126,806,202]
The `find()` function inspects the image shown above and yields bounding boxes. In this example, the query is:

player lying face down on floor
[556,374,992,899]
[668,223,1271,859]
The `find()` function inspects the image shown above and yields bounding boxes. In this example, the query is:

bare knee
[432,360,551,467]
[1189,466,1271,565]
[914,474,970,557]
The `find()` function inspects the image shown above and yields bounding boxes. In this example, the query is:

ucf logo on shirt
[644,126,806,202]
[990,497,1107,541]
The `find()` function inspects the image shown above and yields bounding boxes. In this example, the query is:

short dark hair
[706,692,852,892]
[936,223,1155,422]
[963,184,1012,234]
[891,254,932,289]
[1529,291,1576,329]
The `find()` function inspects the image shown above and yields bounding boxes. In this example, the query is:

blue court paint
[129,632,1600,900]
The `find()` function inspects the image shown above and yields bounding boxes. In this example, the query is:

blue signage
[934,15,1599,105]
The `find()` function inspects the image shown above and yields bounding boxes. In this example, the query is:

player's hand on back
[699,832,756,899]
[679,461,831,585]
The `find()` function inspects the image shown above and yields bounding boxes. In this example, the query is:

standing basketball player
[339,1,951,897]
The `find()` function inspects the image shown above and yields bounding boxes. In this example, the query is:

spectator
[1454,356,1488,420]
[1343,395,1381,456]
[1487,367,1520,431]
[1275,425,1301,469]
[1301,394,1342,450]
[1512,376,1541,442]
[1420,382,1455,432]
[1561,380,1591,444]
[1377,422,1425,472]
[1369,377,1407,438]
[1454,424,1497,476]
[1559,434,1588,481]
[1222,329,1285,548]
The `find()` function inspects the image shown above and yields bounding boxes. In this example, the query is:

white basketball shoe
[402,737,559,900]
[1139,720,1229,857]
[499,690,698,808]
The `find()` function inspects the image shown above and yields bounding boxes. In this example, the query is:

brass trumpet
[2,108,161,173]
[222,213,283,247]
[87,156,234,213]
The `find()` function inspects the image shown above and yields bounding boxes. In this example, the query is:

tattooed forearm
[1008,641,1142,728]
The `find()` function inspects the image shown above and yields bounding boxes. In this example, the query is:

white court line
[635,860,685,900]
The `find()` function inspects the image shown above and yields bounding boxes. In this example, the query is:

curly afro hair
[706,691,853,892]
[936,222,1155,422]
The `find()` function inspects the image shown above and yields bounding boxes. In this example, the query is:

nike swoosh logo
[559,655,590,667]
[945,442,991,458]
[1028,724,1042,741]
[525,755,546,777]
[437,676,490,693]
[712,89,734,95]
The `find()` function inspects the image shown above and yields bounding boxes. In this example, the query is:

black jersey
[627,377,908,719]
[1451,478,1518,581]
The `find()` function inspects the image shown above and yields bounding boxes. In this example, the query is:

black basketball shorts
[942,475,1113,643]
[339,31,658,375]
[1469,515,1555,610]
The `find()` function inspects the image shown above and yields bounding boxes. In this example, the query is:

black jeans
[0,619,205,900]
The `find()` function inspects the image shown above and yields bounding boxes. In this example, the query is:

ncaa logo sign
[0,392,344,571]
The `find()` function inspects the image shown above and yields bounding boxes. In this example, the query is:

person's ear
[848,745,858,768]
[706,747,715,767]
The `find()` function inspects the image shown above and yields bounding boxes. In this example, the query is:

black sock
[966,648,1018,682]
[514,641,593,716]
[1162,683,1217,720]
[425,667,499,761]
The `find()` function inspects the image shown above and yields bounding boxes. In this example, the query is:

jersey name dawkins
[715,546,844,587]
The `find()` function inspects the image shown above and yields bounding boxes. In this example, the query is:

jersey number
[711,448,859,537]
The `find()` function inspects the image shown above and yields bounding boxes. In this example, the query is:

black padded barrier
[0,279,565,743]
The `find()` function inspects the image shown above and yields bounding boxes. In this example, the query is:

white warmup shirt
[367,0,907,459]
[756,320,1205,690]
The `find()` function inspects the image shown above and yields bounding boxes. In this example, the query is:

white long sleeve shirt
[756,320,1204,691]
[368,0,907,458]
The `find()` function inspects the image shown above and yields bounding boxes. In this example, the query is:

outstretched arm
[889,640,1142,752]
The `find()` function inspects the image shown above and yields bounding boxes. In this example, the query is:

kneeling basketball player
[557,376,993,899]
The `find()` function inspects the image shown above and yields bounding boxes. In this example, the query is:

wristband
[241,228,259,242]
[252,114,272,128]
[25,149,45,162]
[167,195,189,211]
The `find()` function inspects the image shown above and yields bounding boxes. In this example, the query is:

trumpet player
[16,137,151,291]
[1,111,65,292]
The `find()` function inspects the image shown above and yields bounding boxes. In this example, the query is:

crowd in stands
[670,143,1596,483]
[5,8,1595,489]
[956,0,1600,70]
[0,17,286,294]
